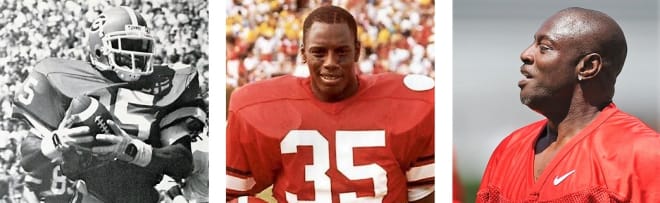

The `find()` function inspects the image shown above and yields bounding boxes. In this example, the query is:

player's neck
[546,101,602,145]
[312,76,360,102]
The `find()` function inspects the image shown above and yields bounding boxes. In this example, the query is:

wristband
[41,133,63,160]
[127,139,152,167]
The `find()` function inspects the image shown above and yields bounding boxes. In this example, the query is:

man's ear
[354,41,361,62]
[577,53,602,81]
[300,43,306,63]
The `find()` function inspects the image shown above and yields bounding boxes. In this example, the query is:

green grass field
[462,180,480,203]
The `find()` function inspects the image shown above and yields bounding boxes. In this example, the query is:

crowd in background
[0,0,208,202]
[226,0,435,88]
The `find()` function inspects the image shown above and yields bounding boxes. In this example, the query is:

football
[67,96,115,148]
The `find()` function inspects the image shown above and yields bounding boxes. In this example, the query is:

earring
[578,75,584,81]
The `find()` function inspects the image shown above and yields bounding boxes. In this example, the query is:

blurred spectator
[226,0,435,88]
[0,0,209,105]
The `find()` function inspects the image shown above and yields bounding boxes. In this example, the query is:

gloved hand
[41,114,95,160]
[91,120,153,167]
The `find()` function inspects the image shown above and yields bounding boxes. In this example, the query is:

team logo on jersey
[403,74,434,91]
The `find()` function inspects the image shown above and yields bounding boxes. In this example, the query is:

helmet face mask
[89,7,156,82]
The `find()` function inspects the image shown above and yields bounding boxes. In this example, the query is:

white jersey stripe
[226,175,256,192]
[406,163,435,182]
[159,107,207,128]
[408,185,434,201]
[122,6,138,25]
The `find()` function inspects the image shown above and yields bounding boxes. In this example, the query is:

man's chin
[314,84,347,101]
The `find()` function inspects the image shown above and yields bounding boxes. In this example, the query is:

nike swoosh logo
[553,169,576,186]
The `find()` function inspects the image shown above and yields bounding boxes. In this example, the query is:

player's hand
[91,120,153,167]
[41,115,95,160]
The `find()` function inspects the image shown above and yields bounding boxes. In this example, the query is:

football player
[477,7,660,202]
[226,5,434,203]
[13,6,207,203]
[20,140,75,203]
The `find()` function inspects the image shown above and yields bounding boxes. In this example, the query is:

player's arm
[91,111,204,179]
[14,71,93,171]
[19,132,52,172]
[151,91,208,179]
[22,183,40,203]
[151,116,203,179]
[407,109,435,202]
[226,111,275,201]
[633,135,660,202]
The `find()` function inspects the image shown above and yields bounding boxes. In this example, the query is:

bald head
[549,7,627,82]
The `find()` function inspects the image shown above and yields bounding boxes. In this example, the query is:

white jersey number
[50,165,73,195]
[18,77,38,105]
[100,88,155,140]
[280,130,387,202]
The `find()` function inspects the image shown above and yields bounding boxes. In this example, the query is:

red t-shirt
[477,103,660,202]
[227,73,434,202]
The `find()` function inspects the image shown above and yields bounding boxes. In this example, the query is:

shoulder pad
[228,75,306,112]
[34,58,117,98]
[153,65,200,106]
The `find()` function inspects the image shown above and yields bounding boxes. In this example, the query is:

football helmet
[88,7,155,82]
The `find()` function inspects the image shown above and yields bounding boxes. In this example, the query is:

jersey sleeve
[19,133,55,172]
[12,71,69,136]
[476,134,514,203]
[226,111,274,201]
[631,135,660,202]
[158,73,207,146]
[406,107,435,202]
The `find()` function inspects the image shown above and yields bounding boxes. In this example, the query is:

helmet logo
[91,15,107,32]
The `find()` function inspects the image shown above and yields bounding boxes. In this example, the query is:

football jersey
[13,58,203,203]
[226,73,434,202]
[24,165,75,203]
[20,134,75,203]
[477,103,660,202]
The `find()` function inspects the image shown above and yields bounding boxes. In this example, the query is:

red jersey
[13,58,203,202]
[477,103,660,202]
[226,73,434,202]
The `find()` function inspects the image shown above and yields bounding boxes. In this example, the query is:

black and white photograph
[0,0,208,202]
